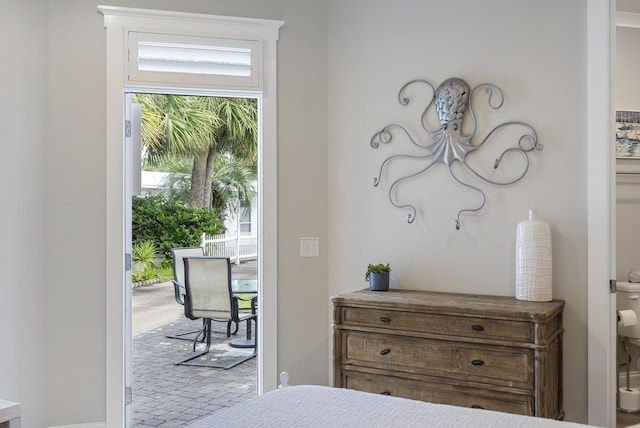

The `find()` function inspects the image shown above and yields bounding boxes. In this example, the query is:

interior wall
[0,2,48,427]
[1,0,602,425]
[44,0,108,424]
[619,0,640,14]
[42,0,328,425]
[327,0,588,422]
[615,23,640,379]
[616,26,640,282]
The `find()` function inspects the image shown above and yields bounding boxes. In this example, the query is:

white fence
[201,232,257,264]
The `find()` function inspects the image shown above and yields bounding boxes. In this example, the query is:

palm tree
[133,94,257,209]
[193,97,257,209]
[158,155,256,219]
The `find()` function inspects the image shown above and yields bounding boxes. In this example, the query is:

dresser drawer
[343,331,534,389]
[343,369,533,416]
[341,307,533,342]
[332,290,564,419]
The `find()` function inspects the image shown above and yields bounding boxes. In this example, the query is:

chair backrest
[170,247,204,286]
[183,256,233,321]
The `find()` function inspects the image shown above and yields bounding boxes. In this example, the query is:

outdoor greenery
[132,264,173,284]
[143,265,173,283]
[129,94,257,277]
[132,268,155,283]
[131,241,157,282]
[157,155,256,218]
[133,94,257,212]
[132,195,224,258]
[133,240,157,267]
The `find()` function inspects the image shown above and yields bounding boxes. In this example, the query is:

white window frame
[99,6,283,427]
[128,31,262,89]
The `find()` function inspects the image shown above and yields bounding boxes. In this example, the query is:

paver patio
[132,315,257,427]
[132,260,258,427]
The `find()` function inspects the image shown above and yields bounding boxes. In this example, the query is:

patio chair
[176,256,257,368]
[168,247,238,340]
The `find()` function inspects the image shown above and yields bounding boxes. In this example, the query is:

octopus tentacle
[468,83,504,141]
[398,79,434,106]
[387,158,440,223]
[464,147,530,186]
[396,79,439,135]
[448,163,487,230]
[516,128,542,152]
[465,122,539,185]
[473,83,504,109]
[373,152,438,187]
[474,121,539,152]
[371,124,443,151]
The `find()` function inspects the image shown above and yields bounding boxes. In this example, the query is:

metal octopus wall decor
[371,77,542,230]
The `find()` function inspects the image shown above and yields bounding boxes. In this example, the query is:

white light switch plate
[300,237,320,257]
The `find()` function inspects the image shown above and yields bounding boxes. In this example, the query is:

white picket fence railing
[200,232,257,264]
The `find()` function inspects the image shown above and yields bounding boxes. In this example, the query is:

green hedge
[132,195,224,257]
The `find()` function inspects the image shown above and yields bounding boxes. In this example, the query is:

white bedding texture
[186,385,600,428]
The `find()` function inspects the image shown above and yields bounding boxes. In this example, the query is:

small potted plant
[365,263,391,291]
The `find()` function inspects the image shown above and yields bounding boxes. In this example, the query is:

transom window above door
[128,32,261,89]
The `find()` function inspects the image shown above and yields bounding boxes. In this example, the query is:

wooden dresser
[332,289,564,419]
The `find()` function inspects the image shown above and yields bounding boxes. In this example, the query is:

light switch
[300,237,320,257]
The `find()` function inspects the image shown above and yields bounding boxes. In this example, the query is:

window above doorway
[128,32,261,89]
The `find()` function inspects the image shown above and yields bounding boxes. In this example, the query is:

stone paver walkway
[132,260,258,427]
[132,318,257,427]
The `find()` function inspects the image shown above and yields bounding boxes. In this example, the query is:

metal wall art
[371,77,542,230]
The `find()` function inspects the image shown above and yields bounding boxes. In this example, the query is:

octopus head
[434,78,470,127]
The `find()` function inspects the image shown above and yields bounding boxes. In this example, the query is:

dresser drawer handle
[471,405,484,409]
[379,316,391,323]
[471,324,484,331]
[380,391,391,395]
[380,348,391,355]
[471,359,484,366]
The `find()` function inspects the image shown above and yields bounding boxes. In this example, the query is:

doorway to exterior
[101,7,283,426]
[126,92,260,426]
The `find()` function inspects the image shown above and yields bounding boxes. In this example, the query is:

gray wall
[0,1,47,427]
[616,27,640,282]
[44,0,328,425]
[615,20,640,379]
[327,0,587,422]
[0,0,596,425]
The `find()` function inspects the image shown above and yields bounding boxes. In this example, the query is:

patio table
[230,279,257,349]
[231,279,257,294]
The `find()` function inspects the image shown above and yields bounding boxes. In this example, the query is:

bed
[186,385,599,428]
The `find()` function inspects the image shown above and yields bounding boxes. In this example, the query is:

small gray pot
[369,272,389,291]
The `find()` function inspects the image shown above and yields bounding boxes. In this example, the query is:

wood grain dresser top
[331,289,564,322]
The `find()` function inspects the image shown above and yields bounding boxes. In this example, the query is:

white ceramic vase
[515,209,552,302]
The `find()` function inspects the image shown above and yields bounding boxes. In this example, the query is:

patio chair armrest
[250,295,257,314]
[234,295,258,314]
[172,280,185,305]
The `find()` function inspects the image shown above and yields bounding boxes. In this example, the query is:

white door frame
[587,0,616,426]
[100,6,283,426]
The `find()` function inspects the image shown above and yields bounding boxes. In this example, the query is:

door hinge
[125,120,132,138]
[125,386,132,405]
[610,279,617,293]
[125,253,132,272]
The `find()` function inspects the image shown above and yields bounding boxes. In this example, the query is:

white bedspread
[186,385,600,428]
